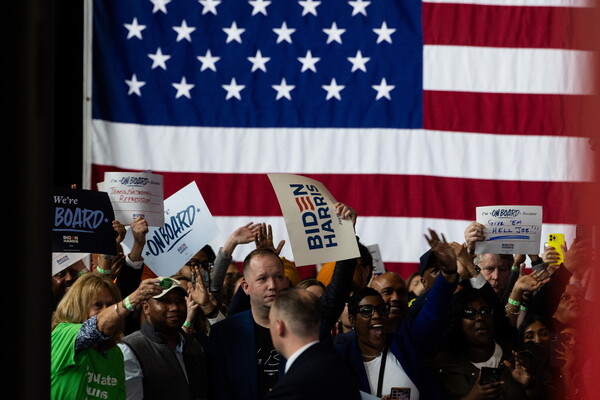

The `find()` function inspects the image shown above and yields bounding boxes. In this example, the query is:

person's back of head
[272,288,321,338]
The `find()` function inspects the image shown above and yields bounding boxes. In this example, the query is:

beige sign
[268,173,360,266]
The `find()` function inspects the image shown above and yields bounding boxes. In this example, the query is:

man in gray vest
[118,276,208,400]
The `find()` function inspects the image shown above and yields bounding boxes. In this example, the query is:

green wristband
[508,298,520,307]
[183,321,192,328]
[123,296,135,311]
[96,266,111,275]
[77,268,89,277]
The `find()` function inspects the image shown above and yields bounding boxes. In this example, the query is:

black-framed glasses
[462,306,494,320]
[357,303,390,318]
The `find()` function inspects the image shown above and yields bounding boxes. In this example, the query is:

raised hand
[424,228,457,273]
[464,221,486,255]
[255,223,285,255]
[334,202,357,228]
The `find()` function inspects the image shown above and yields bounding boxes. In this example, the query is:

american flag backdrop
[86,0,596,277]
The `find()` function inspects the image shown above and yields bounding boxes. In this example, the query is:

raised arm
[210,222,261,293]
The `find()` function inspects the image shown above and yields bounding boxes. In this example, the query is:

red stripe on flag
[424,91,588,136]
[91,166,588,224]
[423,3,590,50]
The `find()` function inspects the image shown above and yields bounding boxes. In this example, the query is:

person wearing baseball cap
[118,276,208,399]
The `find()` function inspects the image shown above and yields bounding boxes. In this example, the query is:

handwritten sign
[268,174,359,266]
[123,181,220,277]
[103,171,164,226]
[475,205,543,255]
[52,188,116,254]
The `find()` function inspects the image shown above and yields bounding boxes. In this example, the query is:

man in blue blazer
[265,288,360,400]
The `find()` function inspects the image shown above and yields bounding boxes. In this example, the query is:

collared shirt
[284,340,319,374]
[118,332,188,400]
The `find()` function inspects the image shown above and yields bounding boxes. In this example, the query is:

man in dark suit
[207,248,290,400]
[265,288,361,400]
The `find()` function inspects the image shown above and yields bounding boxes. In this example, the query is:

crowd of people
[50,202,594,400]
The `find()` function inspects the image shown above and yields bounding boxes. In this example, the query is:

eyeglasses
[357,303,390,318]
[462,306,494,320]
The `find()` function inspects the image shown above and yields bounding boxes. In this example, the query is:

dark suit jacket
[264,342,361,400]
[207,257,357,400]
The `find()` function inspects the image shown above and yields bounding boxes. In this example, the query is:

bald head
[369,272,408,327]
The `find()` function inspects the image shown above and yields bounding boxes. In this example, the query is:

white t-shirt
[471,342,503,370]
[364,350,420,399]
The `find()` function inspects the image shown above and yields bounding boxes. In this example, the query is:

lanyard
[376,346,389,398]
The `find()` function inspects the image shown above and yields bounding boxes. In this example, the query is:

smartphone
[480,367,502,385]
[547,233,565,266]
[389,387,411,400]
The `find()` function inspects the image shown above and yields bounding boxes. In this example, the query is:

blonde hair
[51,273,123,335]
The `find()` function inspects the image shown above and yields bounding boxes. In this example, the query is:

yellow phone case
[547,233,565,265]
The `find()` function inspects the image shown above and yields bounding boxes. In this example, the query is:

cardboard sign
[124,181,220,277]
[268,174,360,266]
[52,188,117,254]
[367,244,386,275]
[51,253,89,276]
[475,205,543,255]
[102,171,164,226]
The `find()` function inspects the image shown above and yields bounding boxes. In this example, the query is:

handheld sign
[268,174,360,266]
[52,188,116,255]
[103,171,164,227]
[475,205,543,255]
[52,252,89,276]
[367,244,386,276]
[123,181,220,277]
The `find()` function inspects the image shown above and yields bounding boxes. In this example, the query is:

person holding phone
[433,287,541,399]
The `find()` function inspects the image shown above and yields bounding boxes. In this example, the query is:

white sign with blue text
[475,205,543,255]
[123,181,220,277]
[268,173,360,266]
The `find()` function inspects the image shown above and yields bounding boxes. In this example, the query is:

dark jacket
[122,322,208,400]
[264,342,361,400]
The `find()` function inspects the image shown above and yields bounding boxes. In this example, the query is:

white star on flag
[198,0,221,15]
[373,21,395,44]
[197,49,220,72]
[272,78,295,100]
[348,0,370,16]
[172,76,195,99]
[298,0,321,16]
[222,78,245,100]
[223,21,245,43]
[249,0,271,16]
[372,77,395,100]
[298,50,320,72]
[124,18,146,40]
[323,22,345,44]
[148,48,171,70]
[273,22,295,44]
[348,50,370,72]
[125,74,146,96]
[322,78,345,100]
[173,20,196,42]
[248,50,270,72]
[150,0,171,14]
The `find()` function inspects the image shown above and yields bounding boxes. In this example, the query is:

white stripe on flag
[92,120,594,182]
[424,46,594,94]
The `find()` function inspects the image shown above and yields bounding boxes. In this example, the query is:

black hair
[439,286,516,353]
[347,286,382,315]
[201,244,216,263]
